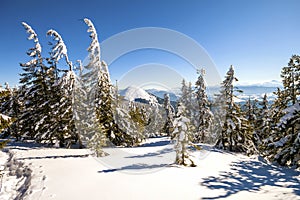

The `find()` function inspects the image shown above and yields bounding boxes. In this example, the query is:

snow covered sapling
[173,103,196,167]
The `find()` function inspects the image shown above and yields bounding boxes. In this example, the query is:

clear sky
[0,0,300,88]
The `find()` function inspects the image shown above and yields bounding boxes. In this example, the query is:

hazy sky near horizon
[0,0,299,88]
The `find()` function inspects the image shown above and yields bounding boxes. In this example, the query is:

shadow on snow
[98,163,169,173]
[200,159,300,199]
[124,147,174,159]
[138,139,171,147]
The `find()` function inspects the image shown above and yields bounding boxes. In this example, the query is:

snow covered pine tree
[194,69,212,143]
[263,55,300,167]
[215,65,255,154]
[162,93,174,137]
[0,86,13,148]
[173,103,196,167]
[83,18,132,147]
[18,22,48,140]
[41,29,76,147]
[179,80,198,141]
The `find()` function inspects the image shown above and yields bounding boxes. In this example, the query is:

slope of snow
[1,138,299,200]
[120,86,158,104]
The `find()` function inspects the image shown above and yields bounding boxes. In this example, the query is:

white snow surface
[0,138,299,200]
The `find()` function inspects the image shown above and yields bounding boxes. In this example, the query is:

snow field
[0,137,299,200]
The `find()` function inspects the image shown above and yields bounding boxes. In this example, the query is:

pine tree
[83,18,131,146]
[73,61,87,148]
[173,103,196,166]
[215,65,255,153]
[144,104,164,137]
[255,94,271,146]
[179,80,198,140]
[0,113,12,149]
[44,29,76,147]
[242,98,258,145]
[263,55,300,167]
[194,69,213,143]
[18,22,47,140]
[162,93,174,137]
[128,103,147,143]
[0,84,13,148]
[0,85,22,140]
[180,79,189,107]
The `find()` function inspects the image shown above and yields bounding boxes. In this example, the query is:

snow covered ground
[0,137,299,200]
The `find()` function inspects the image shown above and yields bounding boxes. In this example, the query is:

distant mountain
[119,82,281,105]
[119,86,158,104]
[207,85,279,102]
[145,89,179,102]
[235,80,283,88]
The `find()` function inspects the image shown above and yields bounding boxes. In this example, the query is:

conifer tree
[179,80,198,139]
[46,29,76,147]
[263,55,300,167]
[194,69,213,143]
[145,105,164,137]
[180,79,189,107]
[0,86,22,140]
[215,65,255,153]
[0,84,13,142]
[162,93,174,137]
[0,113,12,149]
[128,103,147,143]
[83,18,131,146]
[173,103,195,166]
[18,22,47,140]
[242,98,258,145]
[255,94,271,146]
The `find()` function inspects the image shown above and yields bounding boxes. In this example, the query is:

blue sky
[0,0,299,88]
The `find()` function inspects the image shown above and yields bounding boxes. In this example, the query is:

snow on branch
[47,29,73,71]
[84,18,101,60]
[21,22,42,57]
[278,102,300,128]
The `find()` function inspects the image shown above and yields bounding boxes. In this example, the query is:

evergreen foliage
[162,93,174,137]
[262,55,300,167]
[0,85,13,148]
[215,65,255,153]
[173,103,196,166]
[194,69,213,143]
[84,18,132,147]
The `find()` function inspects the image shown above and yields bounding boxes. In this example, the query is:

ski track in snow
[0,137,299,200]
